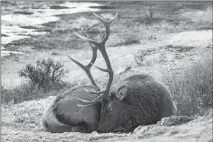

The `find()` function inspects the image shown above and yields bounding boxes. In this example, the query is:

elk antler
[68,13,118,106]
[68,41,99,90]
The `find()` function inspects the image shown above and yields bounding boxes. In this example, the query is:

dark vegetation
[13,11,33,15]
[50,5,69,9]
[89,5,116,10]
[18,58,69,91]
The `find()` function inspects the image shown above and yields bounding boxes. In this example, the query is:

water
[1,2,101,56]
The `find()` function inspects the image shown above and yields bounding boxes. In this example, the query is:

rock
[157,115,194,126]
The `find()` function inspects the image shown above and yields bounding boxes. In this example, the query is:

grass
[1,81,76,104]
[163,58,212,116]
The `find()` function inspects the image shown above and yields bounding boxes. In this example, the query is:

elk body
[41,13,177,133]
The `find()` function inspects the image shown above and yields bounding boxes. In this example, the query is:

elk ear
[116,85,128,100]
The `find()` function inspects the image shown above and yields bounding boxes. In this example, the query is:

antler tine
[68,35,100,90]
[92,13,118,44]
[92,13,118,25]
[86,43,97,68]
[74,32,100,46]
[77,94,104,107]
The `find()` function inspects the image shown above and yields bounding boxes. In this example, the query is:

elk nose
[97,127,103,133]
[107,127,110,133]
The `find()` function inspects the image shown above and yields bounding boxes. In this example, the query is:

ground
[1,1,212,142]
[1,98,212,141]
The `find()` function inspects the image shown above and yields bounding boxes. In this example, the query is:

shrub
[18,58,69,92]
[163,58,212,116]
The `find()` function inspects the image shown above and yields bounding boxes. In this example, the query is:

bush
[163,58,212,116]
[18,58,69,92]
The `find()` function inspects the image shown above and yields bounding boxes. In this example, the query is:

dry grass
[163,58,212,116]
[1,81,76,104]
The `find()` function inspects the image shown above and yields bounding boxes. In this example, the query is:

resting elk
[41,13,177,133]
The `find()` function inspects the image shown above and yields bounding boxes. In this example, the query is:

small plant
[18,58,69,92]
[143,5,154,24]
[140,2,156,24]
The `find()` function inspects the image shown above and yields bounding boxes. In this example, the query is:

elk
[41,13,177,133]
